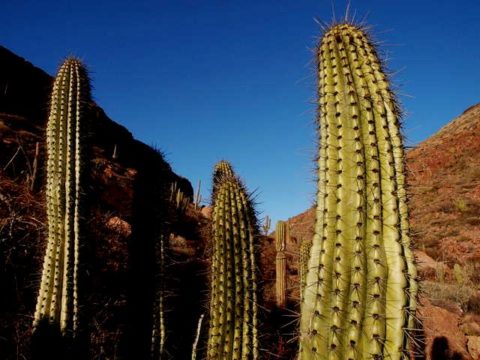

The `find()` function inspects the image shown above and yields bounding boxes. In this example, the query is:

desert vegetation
[0,11,479,360]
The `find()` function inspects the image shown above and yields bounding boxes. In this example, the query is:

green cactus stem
[33,58,90,335]
[299,23,418,360]
[275,221,288,308]
[207,161,259,360]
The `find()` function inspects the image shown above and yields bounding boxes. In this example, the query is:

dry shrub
[422,281,474,313]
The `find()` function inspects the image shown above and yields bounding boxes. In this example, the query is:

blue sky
[2,0,479,226]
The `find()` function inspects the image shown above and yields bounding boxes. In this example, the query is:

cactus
[151,234,166,358]
[207,161,258,360]
[261,216,271,236]
[170,181,189,212]
[453,264,464,285]
[33,58,90,335]
[299,239,312,303]
[213,159,234,186]
[275,221,288,308]
[299,24,418,360]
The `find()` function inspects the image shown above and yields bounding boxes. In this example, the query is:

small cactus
[33,58,90,335]
[207,161,258,360]
[275,221,288,308]
[261,216,271,236]
[299,23,418,360]
[453,263,464,285]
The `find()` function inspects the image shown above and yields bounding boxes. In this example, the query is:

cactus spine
[299,24,418,360]
[34,58,90,335]
[207,161,258,360]
[275,221,288,308]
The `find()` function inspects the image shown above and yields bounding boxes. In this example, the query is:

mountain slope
[408,104,480,263]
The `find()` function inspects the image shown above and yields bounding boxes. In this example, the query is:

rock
[201,206,212,219]
[418,297,472,359]
[106,216,132,237]
[461,315,480,336]
[467,336,480,360]
[415,250,450,281]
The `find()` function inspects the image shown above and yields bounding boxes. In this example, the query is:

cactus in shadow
[151,233,166,358]
[299,239,312,303]
[275,221,288,308]
[207,161,259,360]
[299,24,418,360]
[33,58,90,335]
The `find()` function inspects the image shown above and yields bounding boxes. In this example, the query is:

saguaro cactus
[275,221,288,308]
[207,161,258,360]
[33,58,90,335]
[299,24,418,360]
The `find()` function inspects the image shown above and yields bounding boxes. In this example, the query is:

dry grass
[422,262,480,315]
[0,175,45,358]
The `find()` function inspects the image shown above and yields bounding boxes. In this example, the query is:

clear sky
[2,0,479,226]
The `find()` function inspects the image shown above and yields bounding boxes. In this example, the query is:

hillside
[408,104,480,263]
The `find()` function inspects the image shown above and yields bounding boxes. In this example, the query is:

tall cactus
[299,24,418,360]
[207,161,259,360]
[33,58,90,335]
[275,221,288,308]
